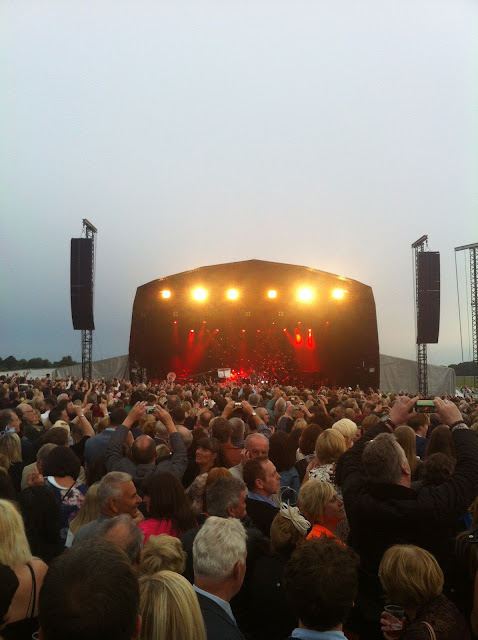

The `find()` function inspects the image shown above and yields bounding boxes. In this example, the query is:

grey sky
[2,0,477,368]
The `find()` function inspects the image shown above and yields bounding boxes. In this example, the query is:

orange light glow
[227,289,239,300]
[297,288,313,302]
[268,290,277,299]
[161,290,171,299]
[192,288,207,301]
[332,289,346,299]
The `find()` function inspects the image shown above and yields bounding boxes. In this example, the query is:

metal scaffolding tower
[412,235,428,395]
[455,242,478,390]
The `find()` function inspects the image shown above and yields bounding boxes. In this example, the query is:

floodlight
[192,288,207,301]
[161,290,171,299]
[332,289,346,299]
[227,289,239,300]
[297,288,313,302]
[268,290,277,299]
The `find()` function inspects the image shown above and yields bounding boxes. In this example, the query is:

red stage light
[283,328,286,332]
[202,320,206,324]
[295,333,302,344]
[190,329,194,333]
[242,329,246,333]
[173,321,177,324]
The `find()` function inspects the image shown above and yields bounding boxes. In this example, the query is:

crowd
[0,372,478,640]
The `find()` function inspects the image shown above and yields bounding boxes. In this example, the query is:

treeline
[0,355,79,370]
[448,361,478,376]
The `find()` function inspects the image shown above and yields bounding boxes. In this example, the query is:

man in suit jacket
[243,457,280,537]
[193,517,247,640]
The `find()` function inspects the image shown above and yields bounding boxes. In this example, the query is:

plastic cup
[384,605,404,630]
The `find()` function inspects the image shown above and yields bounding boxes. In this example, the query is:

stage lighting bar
[227,289,239,300]
[297,288,313,302]
[161,290,171,299]
[192,288,207,301]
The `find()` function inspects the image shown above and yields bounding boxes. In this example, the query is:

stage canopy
[129,260,380,387]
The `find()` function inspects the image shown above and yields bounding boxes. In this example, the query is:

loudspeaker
[70,238,95,330]
[417,252,440,344]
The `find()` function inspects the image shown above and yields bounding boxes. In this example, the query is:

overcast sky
[2,0,477,369]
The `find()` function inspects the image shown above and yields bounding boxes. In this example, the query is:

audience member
[38,538,141,640]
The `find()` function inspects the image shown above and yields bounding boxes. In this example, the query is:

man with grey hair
[336,396,478,640]
[228,432,269,483]
[193,517,247,640]
[21,442,57,491]
[73,471,141,545]
[98,514,144,568]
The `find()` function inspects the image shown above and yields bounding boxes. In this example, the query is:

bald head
[245,433,269,459]
[131,435,156,465]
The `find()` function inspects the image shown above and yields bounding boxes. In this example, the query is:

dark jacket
[84,429,115,465]
[245,496,278,538]
[196,591,244,640]
[336,423,478,624]
[104,425,187,487]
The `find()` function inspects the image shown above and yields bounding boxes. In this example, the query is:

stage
[128,260,380,387]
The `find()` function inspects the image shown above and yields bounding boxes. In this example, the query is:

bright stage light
[192,288,207,301]
[297,288,313,302]
[161,290,171,299]
[227,289,239,300]
[268,290,277,299]
[332,289,346,299]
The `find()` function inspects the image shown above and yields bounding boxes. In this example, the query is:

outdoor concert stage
[129,260,380,387]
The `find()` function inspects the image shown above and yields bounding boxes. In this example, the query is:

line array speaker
[417,251,440,344]
[70,238,95,330]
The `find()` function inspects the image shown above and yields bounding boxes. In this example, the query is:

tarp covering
[379,354,455,395]
[2,353,455,395]
[0,355,129,381]
[52,355,129,380]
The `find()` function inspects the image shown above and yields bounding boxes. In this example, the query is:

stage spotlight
[297,288,313,302]
[227,288,239,300]
[268,289,277,299]
[190,329,194,333]
[161,290,171,299]
[192,288,207,301]
[332,289,346,299]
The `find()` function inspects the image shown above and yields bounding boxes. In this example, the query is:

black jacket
[336,423,478,623]
[196,591,244,640]
[245,496,278,538]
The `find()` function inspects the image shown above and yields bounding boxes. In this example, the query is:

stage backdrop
[129,260,380,387]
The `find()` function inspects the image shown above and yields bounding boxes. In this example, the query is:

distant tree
[449,361,478,376]
[2,356,18,370]
[27,357,52,368]
[54,355,78,367]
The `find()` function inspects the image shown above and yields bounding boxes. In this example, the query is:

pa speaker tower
[416,251,440,344]
[70,238,95,330]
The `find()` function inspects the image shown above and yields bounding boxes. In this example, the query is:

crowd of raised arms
[0,372,478,640]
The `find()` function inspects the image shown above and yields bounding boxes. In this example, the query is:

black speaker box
[417,252,440,344]
[70,238,95,330]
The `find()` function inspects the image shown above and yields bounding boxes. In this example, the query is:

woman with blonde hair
[65,482,100,547]
[139,570,206,640]
[0,433,24,495]
[394,425,423,482]
[0,499,48,638]
[298,480,345,542]
[331,418,357,449]
[380,544,469,639]
[306,428,347,497]
[139,534,187,575]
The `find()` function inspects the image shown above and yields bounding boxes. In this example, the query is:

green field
[455,376,478,390]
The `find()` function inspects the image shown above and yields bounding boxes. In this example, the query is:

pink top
[138,518,179,544]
